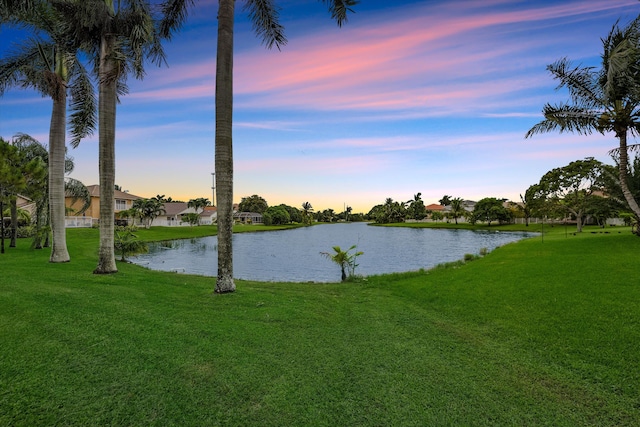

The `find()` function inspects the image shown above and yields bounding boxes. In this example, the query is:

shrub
[17,225,36,238]
[320,245,364,282]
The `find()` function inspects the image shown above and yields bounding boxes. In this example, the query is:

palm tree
[301,201,313,225]
[6,134,89,247]
[526,17,640,230]
[64,176,91,211]
[0,0,96,261]
[161,0,358,293]
[344,205,352,222]
[439,195,452,207]
[407,192,426,220]
[187,197,210,225]
[449,197,465,225]
[132,198,166,229]
[114,227,147,261]
[187,197,210,213]
[53,0,165,272]
[320,244,363,282]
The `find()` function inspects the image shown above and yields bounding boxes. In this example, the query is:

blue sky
[1,0,639,213]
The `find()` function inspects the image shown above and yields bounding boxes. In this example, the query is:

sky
[1,0,640,214]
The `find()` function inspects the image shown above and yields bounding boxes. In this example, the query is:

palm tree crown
[526,17,640,224]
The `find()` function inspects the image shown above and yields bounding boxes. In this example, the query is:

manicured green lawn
[1,224,639,425]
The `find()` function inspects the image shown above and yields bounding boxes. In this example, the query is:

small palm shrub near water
[320,245,364,282]
[114,226,148,262]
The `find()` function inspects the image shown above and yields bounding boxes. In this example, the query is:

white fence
[65,217,94,228]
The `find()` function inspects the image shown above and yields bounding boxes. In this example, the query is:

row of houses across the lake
[15,185,263,228]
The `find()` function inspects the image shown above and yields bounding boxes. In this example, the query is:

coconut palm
[526,17,640,230]
[161,0,358,293]
[0,0,96,261]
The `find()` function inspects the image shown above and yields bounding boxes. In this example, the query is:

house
[152,203,219,227]
[151,202,200,226]
[154,202,189,226]
[200,206,217,225]
[65,185,142,227]
[233,212,263,224]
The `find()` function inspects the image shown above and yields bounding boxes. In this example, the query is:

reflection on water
[131,223,536,283]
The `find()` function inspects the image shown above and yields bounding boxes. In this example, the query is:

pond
[131,222,537,283]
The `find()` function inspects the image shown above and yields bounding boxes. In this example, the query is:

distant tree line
[237,195,365,226]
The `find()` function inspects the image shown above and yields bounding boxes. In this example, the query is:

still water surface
[131,223,536,282]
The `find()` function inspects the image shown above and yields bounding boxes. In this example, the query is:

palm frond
[601,17,640,103]
[547,58,601,109]
[0,38,59,97]
[68,59,97,148]
[609,143,640,157]
[244,0,287,50]
[526,103,600,138]
[320,0,358,27]
[64,177,90,214]
[158,0,193,39]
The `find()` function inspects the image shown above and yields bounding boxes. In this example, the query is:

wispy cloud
[120,0,636,118]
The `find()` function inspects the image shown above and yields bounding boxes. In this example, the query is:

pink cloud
[119,0,636,116]
[229,0,636,115]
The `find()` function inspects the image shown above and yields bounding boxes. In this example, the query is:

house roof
[84,185,142,200]
[425,203,445,211]
[200,206,217,217]
[162,202,190,216]
[16,194,34,208]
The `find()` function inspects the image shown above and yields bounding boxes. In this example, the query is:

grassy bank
[1,225,639,425]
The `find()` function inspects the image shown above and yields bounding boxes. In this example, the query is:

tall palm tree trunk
[214,0,236,293]
[49,90,70,262]
[618,131,640,228]
[94,33,118,274]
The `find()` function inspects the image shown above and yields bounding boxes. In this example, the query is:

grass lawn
[1,223,639,425]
